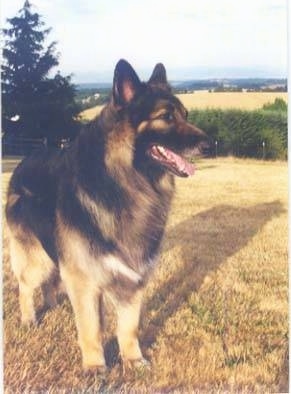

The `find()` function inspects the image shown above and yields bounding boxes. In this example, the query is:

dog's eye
[159,112,174,122]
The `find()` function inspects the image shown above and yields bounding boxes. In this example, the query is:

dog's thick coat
[6,60,208,371]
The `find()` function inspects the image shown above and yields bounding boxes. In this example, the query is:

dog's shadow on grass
[140,200,285,348]
[104,200,285,368]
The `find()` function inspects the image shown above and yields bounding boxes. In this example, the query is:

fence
[2,136,46,156]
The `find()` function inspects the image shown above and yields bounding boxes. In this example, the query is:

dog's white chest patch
[103,255,142,284]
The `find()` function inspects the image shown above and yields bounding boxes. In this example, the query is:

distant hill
[77,78,287,93]
[174,78,287,92]
[77,82,112,90]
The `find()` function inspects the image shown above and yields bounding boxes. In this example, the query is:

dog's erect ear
[148,63,167,84]
[113,59,142,107]
[148,63,171,91]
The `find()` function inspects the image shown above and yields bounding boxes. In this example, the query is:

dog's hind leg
[8,227,56,325]
[41,278,58,310]
[41,265,61,310]
[18,277,37,325]
[9,232,37,325]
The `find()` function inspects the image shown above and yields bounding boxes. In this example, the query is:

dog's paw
[83,365,108,378]
[21,315,37,328]
[122,357,151,375]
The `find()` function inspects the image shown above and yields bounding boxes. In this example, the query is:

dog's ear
[148,63,171,91]
[112,59,142,107]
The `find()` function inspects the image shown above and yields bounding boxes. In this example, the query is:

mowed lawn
[79,91,288,121]
[2,157,288,392]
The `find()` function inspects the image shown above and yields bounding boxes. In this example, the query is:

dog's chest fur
[57,154,175,272]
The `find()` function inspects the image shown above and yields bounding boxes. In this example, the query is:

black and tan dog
[6,60,208,372]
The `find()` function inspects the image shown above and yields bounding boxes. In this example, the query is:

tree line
[188,99,287,160]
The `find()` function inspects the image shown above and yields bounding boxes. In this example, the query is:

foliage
[262,98,287,112]
[188,103,287,159]
[260,128,286,160]
[2,0,80,140]
[75,88,110,111]
[212,85,243,92]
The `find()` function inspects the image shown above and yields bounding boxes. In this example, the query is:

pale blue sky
[1,0,288,82]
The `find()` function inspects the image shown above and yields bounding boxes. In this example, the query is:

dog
[6,59,208,373]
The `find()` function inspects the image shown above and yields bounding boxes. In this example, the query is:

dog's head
[107,59,209,178]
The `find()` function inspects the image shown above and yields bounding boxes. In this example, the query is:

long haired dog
[6,60,208,372]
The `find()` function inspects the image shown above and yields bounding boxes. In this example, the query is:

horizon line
[75,75,288,85]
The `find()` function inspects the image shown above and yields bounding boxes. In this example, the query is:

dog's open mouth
[147,145,195,177]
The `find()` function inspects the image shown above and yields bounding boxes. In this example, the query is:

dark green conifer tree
[2,0,80,141]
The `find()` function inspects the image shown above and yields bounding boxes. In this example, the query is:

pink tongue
[162,147,195,176]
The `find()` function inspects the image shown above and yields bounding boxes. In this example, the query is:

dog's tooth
[157,145,165,154]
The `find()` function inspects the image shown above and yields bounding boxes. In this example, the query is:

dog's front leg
[115,289,148,368]
[60,265,106,373]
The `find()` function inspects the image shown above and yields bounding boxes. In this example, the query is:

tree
[2,0,80,140]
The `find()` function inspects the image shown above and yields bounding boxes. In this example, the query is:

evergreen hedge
[188,106,287,159]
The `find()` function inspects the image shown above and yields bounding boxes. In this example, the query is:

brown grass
[79,92,288,121]
[3,157,288,392]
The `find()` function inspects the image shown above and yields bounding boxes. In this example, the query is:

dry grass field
[176,91,288,111]
[79,92,288,121]
[2,157,288,392]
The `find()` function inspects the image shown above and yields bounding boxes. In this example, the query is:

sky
[1,0,288,83]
